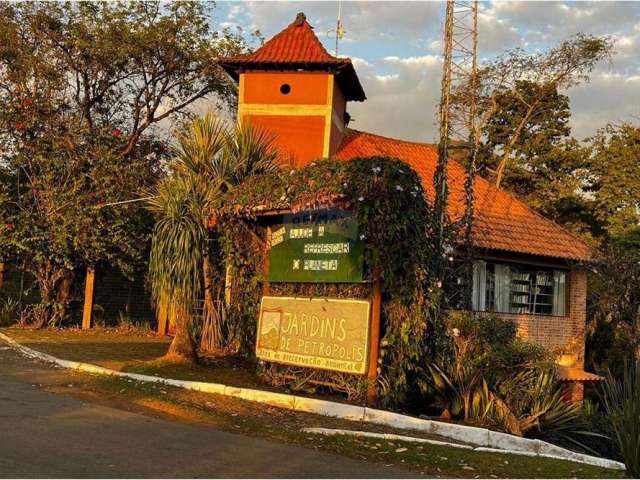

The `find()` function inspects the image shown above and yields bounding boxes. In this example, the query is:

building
[219,12,600,400]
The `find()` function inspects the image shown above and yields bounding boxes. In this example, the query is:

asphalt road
[0,342,415,479]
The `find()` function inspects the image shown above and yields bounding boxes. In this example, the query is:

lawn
[1,326,627,479]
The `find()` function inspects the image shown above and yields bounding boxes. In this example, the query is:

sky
[213,1,640,143]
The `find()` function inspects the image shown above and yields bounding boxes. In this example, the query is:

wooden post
[262,226,271,296]
[367,269,382,405]
[81,267,95,330]
[0,262,5,291]
[224,264,233,306]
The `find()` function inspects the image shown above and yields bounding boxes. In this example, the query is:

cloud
[213,1,640,143]
[348,52,443,142]
[568,71,640,139]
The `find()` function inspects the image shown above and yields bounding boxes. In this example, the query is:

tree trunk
[164,303,197,362]
[199,254,223,353]
[32,263,74,328]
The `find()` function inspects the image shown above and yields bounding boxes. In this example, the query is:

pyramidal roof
[219,13,366,101]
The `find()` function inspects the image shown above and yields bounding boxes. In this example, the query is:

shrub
[601,360,640,476]
[0,295,21,326]
[422,312,598,451]
[581,399,620,460]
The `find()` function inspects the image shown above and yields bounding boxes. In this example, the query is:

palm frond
[174,113,229,180]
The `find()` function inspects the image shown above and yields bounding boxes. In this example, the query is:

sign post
[367,268,382,405]
[259,208,381,400]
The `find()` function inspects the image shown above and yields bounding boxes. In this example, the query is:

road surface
[0,342,416,478]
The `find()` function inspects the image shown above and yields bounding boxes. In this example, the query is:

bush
[444,311,550,381]
[601,360,640,476]
[0,295,21,326]
[422,312,598,451]
[581,399,620,460]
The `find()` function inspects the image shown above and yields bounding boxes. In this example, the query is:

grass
[1,326,627,478]
[59,373,624,478]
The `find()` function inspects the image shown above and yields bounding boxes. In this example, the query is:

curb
[303,428,624,470]
[0,332,625,471]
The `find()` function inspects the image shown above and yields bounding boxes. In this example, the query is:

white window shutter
[472,261,487,311]
[553,270,566,316]
[495,264,511,313]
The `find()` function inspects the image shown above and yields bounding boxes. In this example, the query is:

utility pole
[434,0,479,309]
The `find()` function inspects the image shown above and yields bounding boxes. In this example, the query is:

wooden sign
[256,296,371,374]
[267,209,364,283]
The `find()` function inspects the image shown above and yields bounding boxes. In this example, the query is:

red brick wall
[493,268,587,368]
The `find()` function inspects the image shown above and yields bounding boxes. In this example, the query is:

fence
[0,262,156,330]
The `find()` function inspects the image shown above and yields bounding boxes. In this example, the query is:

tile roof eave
[335,129,595,263]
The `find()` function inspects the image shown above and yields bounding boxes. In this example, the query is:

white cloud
[216,1,640,143]
[383,55,440,67]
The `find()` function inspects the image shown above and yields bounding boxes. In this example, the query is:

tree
[0,2,248,325]
[468,34,613,187]
[585,123,640,239]
[587,230,640,374]
[147,114,277,361]
[477,81,597,238]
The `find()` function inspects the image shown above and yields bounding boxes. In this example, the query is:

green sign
[267,209,364,283]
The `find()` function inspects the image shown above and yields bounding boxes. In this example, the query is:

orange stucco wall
[328,79,346,157]
[242,72,329,105]
[244,114,326,168]
[239,71,349,166]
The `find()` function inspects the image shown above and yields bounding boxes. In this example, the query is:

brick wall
[493,268,587,369]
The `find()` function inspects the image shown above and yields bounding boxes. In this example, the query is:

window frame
[473,260,568,317]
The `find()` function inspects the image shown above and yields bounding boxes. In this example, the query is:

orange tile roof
[218,13,365,102]
[335,129,594,262]
[556,365,603,382]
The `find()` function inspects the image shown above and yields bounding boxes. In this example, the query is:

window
[473,261,566,316]
[280,83,291,95]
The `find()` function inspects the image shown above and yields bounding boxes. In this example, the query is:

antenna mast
[332,0,345,56]
[433,0,479,308]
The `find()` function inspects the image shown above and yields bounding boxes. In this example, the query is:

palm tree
[148,113,277,361]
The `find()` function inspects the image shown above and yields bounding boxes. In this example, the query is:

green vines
[216,157,450,407]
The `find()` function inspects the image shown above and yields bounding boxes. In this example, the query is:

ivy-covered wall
[215,157,452,407]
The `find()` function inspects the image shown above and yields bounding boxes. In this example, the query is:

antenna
[328,0,345,56]
[433,1,479,308]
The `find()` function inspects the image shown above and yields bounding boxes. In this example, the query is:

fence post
[82,267,96,330]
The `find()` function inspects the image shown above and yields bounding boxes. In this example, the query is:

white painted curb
[0,332,624,471]
[303,428,625,471]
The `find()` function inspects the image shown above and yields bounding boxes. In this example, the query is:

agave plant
[427,362,600,452]
[496,369,598,450]
[601,360,640,476]
[427,362,486,421]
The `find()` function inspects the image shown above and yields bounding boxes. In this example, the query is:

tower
[434,1,479,309]
[219,13,366,168]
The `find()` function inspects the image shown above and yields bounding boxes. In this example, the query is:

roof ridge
[345,128,437,148]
